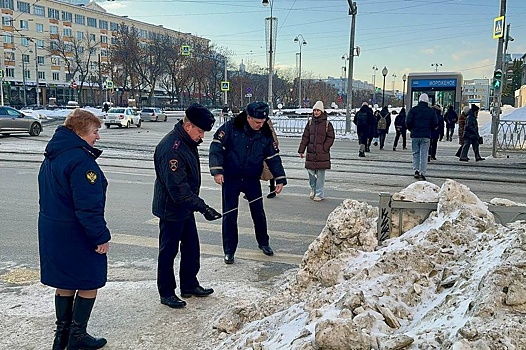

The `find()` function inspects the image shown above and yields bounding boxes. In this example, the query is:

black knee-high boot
[68,295,107,350]
[267,178,276,198]
[52,295,74,350]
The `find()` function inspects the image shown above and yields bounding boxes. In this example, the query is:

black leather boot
[52,295,74,350]
[68,296,107,350]
[267,179,276,199]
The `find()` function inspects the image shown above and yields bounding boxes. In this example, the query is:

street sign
[106,80,114,89]
[493,16,504,39]
[72,81,78,89]
[246,87,252,93]
[181,45,191,56]
[220,81,230,92]
[245,93,252,98]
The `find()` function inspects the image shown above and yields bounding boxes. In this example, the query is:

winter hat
[462,106,470,114]
[361,102,369,106]
[246,101,269,119]
[471,104,480,112]
[418,93,429,103]
[185,103,215,131]
[313,100,325,112]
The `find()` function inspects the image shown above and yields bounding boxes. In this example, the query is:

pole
[35,41,39,106]
[492,0,506,158]
[223,59,228,106]
[345,1,357,133]
[265,2,275,115]
[22,59,27,107]
[0,74,4,106]
[298,50,302,108]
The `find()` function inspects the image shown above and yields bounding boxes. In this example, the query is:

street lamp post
[402,74,407,108]
[341,54,348,103]
[262,0,277,114]
[294,34,306,108]
[372,65,378,103]
[381,66,388,107]
[16,46,32,107]
[431,63,442,72]
[345,0,358,133]
[391,73,397,95]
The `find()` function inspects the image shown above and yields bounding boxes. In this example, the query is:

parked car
[0,106,43,136]
[103,107,142,128]
[140,107,167,122]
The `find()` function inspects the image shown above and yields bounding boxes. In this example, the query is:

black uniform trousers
[222,177,268,255]
[157,217,200,297]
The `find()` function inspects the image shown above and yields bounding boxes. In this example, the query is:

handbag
[478,136,483,145]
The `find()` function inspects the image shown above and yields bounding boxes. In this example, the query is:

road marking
[143,218,321,240]
[110,233,302,265]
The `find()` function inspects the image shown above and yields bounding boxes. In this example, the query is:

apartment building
[1,0,207,107]
[463,79,490,110]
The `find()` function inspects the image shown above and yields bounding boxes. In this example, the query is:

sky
[97,0,526,91]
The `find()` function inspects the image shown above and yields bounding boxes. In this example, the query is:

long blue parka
[209,111,287,184]
[38,125,111,290]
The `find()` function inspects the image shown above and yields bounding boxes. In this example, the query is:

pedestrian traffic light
[492,69,503,90]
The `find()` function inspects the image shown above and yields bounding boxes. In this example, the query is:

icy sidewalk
[0,256,293,350]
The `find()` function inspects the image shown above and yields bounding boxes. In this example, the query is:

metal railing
[497,120,526,151]
[270,113,349,135]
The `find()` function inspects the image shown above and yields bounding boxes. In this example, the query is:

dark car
[0,106,43,136]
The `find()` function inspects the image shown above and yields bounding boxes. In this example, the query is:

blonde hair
[64,109,102,136]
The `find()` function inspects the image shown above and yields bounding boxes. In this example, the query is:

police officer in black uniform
[152,103,222,309]
[209,101,287,265]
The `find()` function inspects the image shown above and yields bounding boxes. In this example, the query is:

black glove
[202,206,221,221]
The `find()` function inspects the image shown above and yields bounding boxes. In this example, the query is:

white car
[104,107,142,128]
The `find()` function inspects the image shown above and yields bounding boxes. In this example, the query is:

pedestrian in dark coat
[353,102,373,157]
[377,106,391,150]
[393,107,407,151]
[368,110,380,148]
[406,93,438,180]
[455,106,470,157]
[209,101,287,265]
[459,104,485,162]
[153,103,221,309]
[38,109,110,349]
[444,105,458,141]
[298,100,335,201]
[428,104,444,161]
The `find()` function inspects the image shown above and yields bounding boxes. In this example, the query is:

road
[1,117,525,271]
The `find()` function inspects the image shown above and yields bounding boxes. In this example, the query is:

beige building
[1,0,207,107]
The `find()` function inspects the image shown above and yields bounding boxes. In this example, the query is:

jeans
[307,169,326,198]
[411,138,431,175]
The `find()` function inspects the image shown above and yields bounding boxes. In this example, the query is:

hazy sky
[99,0,526,90]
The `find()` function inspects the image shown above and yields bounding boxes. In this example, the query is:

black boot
[52,295,74,350]
[68,296,107,350]
[267,179,276,199]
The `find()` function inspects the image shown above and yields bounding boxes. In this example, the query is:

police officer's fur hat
[246,102,269,119]
[185,103,215,131]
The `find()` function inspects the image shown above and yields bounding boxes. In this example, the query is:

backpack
[356,112,368,126]
[378,115,387,130]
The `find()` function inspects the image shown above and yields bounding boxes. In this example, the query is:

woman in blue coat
[39,109,110,350]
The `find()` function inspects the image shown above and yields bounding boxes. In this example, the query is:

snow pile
[213,180,526,349]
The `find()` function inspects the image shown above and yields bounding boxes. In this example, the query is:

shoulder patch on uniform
[172,140,181,150]
[217,131,225,140]
[169,159,178,171]
[86,170,97,184]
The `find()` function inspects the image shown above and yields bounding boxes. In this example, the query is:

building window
[109,22,118,31]
[89,33,96,42]
[22,53,30,63]
[99,19,107,30]
[2,16,13,26]
[17,1,30,13]
[24,70,31,79]
[4,51,14,60]
[38,71,45,80]
[51,56,61,65]
[87,17,96,28]
[1,0,14,10]
[49,25,58,34]
[35,23,44,32]
[3,33,13,43]
[52,72,59,81]
[74,14,85,25]
[61,11,72,22]
[33,4,44,16]
[110,37,116,45]
[63,28,72,37]
[100,35,107,43]
[5,68,14,77]
[65,73,74,81]
[37,56,44,65]
[37,39,44,48]
[21,36,28,46]
[77,31,84,40]
[19,19,29,29]
[48,8,59,20]
[100,49,107,57]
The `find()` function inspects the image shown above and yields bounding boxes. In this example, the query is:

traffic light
[492,69,503,90]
